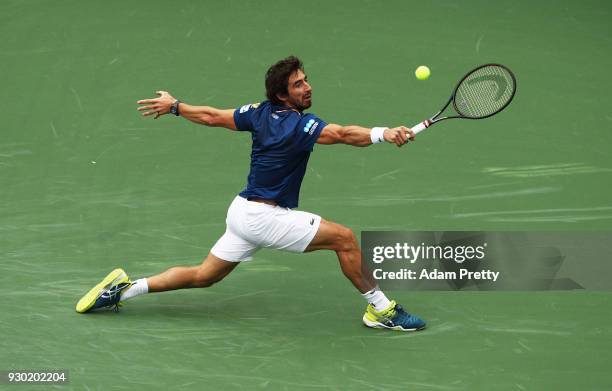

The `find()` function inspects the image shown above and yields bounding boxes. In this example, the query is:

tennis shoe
[362,300,426,331]
[76,268,132,313]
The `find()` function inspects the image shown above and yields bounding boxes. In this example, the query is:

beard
[294,96,312,111]
[284,94,312,111]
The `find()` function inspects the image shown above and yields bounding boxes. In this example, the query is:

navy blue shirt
[233,101,327,208]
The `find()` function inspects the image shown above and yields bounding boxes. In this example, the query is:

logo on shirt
[239,103,260,113]
[303,119,319,135]
[271,113,279,119]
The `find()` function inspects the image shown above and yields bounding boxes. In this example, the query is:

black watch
[170,100,181,116]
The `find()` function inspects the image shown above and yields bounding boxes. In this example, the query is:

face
[280,69,312,111]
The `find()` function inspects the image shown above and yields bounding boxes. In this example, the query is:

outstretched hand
[136,91,176,119]
[384,126,415,147]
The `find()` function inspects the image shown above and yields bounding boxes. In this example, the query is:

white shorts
[210,196,322,262]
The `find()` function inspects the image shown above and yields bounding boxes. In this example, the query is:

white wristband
[370,127,387,144]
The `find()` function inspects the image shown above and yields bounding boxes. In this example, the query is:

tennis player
[76,56,426,331]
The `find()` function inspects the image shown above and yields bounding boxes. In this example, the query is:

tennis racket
[411,63,516,135]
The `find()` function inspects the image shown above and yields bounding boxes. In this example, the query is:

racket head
[452,64,517,119]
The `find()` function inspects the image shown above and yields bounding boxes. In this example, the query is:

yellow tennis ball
[415,65,431,80]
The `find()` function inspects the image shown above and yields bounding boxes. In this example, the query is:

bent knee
[335,225,358,252]
[193,269,227,288]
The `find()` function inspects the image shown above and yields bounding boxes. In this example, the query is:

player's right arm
[137,91,237,130]
[177,104,236,130]
[316,124,414,147]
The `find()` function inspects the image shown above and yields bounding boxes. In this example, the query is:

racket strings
[454,65,515,118]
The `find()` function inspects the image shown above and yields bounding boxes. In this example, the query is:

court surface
[1,0,611,389]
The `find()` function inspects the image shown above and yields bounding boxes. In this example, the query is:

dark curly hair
[265,56,304,106]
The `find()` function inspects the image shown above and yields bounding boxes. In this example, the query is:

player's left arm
[137,91,237,130]
[316,124,415,147]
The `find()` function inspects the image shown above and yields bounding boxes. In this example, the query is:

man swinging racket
[76,56,426,332]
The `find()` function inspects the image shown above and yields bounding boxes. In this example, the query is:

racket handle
[410,120,432,135]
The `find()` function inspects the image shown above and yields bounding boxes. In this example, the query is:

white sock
[120,278,149,301]
[361,288,392,312]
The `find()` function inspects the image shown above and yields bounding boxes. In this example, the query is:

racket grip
[410,120,431,135]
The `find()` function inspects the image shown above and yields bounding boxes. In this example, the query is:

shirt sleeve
[296,114,328,151]
[233,103,259,132]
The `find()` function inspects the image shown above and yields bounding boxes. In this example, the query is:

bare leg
[147,252,239,292]
[305,219,376,293]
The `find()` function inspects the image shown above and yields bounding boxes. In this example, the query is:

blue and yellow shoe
[76,268,131,313]
[363,300,426,331]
